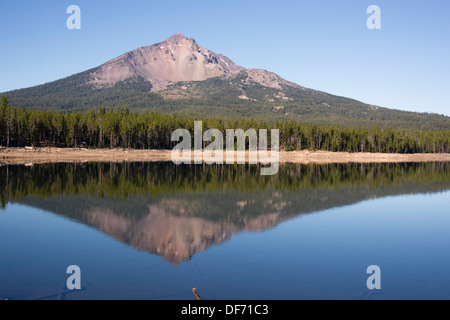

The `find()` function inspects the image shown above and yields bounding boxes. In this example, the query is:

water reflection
[1,162,449,264]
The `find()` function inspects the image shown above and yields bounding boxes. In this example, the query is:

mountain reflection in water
[1,162,449,264]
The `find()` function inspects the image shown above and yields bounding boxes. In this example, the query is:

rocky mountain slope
[88,32,244,91]
[2,33,449,130]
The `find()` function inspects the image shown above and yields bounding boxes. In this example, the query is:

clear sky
[0,0,449,116]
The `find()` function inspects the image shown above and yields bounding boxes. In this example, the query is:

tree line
[2,162,449,209]
[5,70,450,131]
[1,96,449,153]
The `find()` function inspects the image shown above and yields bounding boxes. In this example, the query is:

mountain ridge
[2,33,449,130]
[87,32,245,91]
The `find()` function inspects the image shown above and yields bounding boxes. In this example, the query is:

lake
[0,162,449,300]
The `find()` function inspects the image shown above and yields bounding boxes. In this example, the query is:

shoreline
[1,147,450,165]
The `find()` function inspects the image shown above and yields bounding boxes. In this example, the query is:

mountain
[2,33,449,130]
[88,32,244,91]
[6,161,449,264]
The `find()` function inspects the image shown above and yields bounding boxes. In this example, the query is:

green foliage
[2,162,449,218]
[0,96,449,153]
[2,69,450,130]
[3,73,161,113]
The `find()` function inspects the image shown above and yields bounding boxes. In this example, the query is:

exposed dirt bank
[1,147,449,165]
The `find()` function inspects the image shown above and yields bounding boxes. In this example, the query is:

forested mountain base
[4,71,450,131]
[0,96,449,153]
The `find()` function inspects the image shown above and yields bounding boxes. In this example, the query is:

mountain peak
[166,32,188,43]
[88,33,244,90]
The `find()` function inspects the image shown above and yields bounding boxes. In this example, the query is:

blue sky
[0,0,449,116]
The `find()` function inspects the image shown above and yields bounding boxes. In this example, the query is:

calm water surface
[0,162,449,299]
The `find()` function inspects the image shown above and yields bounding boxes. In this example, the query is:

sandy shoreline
[1,147,450,165]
